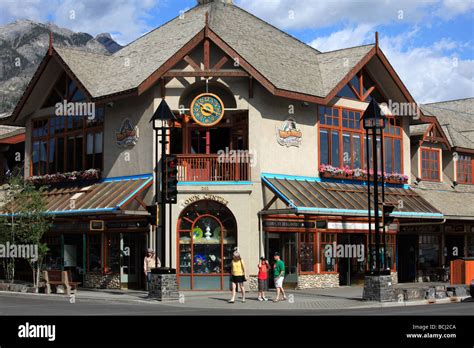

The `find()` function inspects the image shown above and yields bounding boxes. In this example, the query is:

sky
[0,0,473,104]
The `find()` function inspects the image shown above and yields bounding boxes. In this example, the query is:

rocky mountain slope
[0,19,122,114]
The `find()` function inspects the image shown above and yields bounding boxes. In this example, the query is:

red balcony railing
[176,154,251,182]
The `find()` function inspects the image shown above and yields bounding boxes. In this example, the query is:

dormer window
[457,155,473,184]
[421,148,441,181]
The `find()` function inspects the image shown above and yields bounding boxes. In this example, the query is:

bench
[43,270,81,295]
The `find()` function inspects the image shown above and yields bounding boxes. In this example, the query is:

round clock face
[190,93,225,127]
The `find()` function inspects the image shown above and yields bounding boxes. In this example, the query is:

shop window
[320,233,337,272]
[299,233,316,273]
[106,234,120,274]
[421,148,440,181]
[88,234,102,272]
[457,155,473,184]
[178,200,237,290]
[468,235,474,257]
[418,235,439,270]
[43,235,62,270]
[384,234,396,271]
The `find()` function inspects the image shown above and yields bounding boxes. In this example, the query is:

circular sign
[190,93,225,127]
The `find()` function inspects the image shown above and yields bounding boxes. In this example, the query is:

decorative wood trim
[204,39,210,70]
[184,55,202,71]
[164,69,248,78]
[212,56,229,70]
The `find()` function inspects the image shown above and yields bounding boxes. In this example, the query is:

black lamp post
[150,99,178,271]
[361,99,386,275]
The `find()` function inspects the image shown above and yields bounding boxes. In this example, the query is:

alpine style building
[1,0,473,290]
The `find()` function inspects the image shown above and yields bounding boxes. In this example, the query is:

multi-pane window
[299,233,316,273]
[320,233,337,272]
[457,155,473,184]
[319,106,403,174]
[31,110,104,176]
[421,148,440,181]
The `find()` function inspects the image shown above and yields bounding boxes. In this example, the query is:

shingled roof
[420,98,474,150]
[51,1,375,100]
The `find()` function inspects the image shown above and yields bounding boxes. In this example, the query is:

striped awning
[262,174,443,219]
[2,174,152,216]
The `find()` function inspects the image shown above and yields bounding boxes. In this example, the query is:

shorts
[258,279,268,291]
[274,276,284,288]
[231,275,246,284]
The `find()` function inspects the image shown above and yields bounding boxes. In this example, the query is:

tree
[0,173,51,288]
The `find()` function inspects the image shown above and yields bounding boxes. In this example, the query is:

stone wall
[247,275,258,291]
[391,271,398,285]
[149,274,179,301]
[297,274,340,289]
[84,273,120,289]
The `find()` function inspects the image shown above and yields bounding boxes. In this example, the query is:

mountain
[0,19,122,114]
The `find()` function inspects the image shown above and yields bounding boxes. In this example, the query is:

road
[0,293,473,315]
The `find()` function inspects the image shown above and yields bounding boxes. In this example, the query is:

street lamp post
[361,99,393,302]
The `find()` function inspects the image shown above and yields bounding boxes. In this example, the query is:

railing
[176,154,252,182]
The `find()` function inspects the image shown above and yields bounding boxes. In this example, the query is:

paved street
[0,289,472,316]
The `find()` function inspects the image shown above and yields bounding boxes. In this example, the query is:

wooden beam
[249,76,254,99]
[164,70,249,78]
[161,78,166,98]
[362,86,376,101]
[137,29,205,95]
[212,56,229,71]
[204,39,210,70]
[348,82,361,100]
[183,55,202,71]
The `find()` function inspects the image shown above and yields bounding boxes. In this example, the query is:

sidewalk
[69,286,468,311]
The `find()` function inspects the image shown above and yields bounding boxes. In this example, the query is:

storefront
[177,199,237,290]
[261,174,442,289]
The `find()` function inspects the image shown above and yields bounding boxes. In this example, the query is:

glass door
[267,233,298,289]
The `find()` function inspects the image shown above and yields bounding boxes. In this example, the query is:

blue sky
[1,0,473,103]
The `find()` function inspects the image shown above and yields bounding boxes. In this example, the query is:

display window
[178,200,237,290]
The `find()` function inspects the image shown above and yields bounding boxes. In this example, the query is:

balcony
[176,154,251,182]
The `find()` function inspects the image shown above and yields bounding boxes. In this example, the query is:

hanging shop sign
[116,118,139,147]
[276,118,302,147]
[190,93,225,127]
[182,194,229,207]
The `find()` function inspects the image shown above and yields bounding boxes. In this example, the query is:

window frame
[420,147,441,182]
[31,113,104,176]
[456,154,473,184]
[318,106,404,175]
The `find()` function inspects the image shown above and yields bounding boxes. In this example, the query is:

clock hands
[196,101,221,118]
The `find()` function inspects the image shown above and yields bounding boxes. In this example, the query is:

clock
[190,93,225,127]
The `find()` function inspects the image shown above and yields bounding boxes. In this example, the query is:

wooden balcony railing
[176,154,252,182]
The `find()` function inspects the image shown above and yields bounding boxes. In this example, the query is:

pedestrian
[272,252,287,302]
[229,251,246,303]
[144,248,161,290]
[257,256,270,301]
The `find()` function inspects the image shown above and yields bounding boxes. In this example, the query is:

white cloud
[236,0,444,29]
[437,0,474,19]
[309,24,375,51]
[0,0,163,44]
[309,24,473,103]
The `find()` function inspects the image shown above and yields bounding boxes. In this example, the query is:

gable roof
[420,98,474,150]
[13,1,415,122]
[50,2,375,100]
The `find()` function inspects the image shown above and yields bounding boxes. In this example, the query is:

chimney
[197,0,233,4]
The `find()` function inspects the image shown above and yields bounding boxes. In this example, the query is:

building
[3,0,471,290]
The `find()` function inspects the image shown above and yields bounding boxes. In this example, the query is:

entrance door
[267,233,298,289]
[121,233,146,290]
[398,235,417,283]
[337,234,366,286]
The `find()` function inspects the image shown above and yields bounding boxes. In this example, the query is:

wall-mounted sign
[182,194,229,207]
[116,118,139,147]
[276,118,302,147]
[190,93,225,127]
[263,221,316,229]
[90,220,105,231]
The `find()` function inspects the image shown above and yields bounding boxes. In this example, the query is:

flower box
[29,169,101,186]
[319,165,408,184]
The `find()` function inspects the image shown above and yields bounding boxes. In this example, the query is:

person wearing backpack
[272,252,287,302]
[229,251,246,303]
[257,256,270,301]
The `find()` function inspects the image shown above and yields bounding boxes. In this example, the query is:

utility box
[450,257,474,285]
